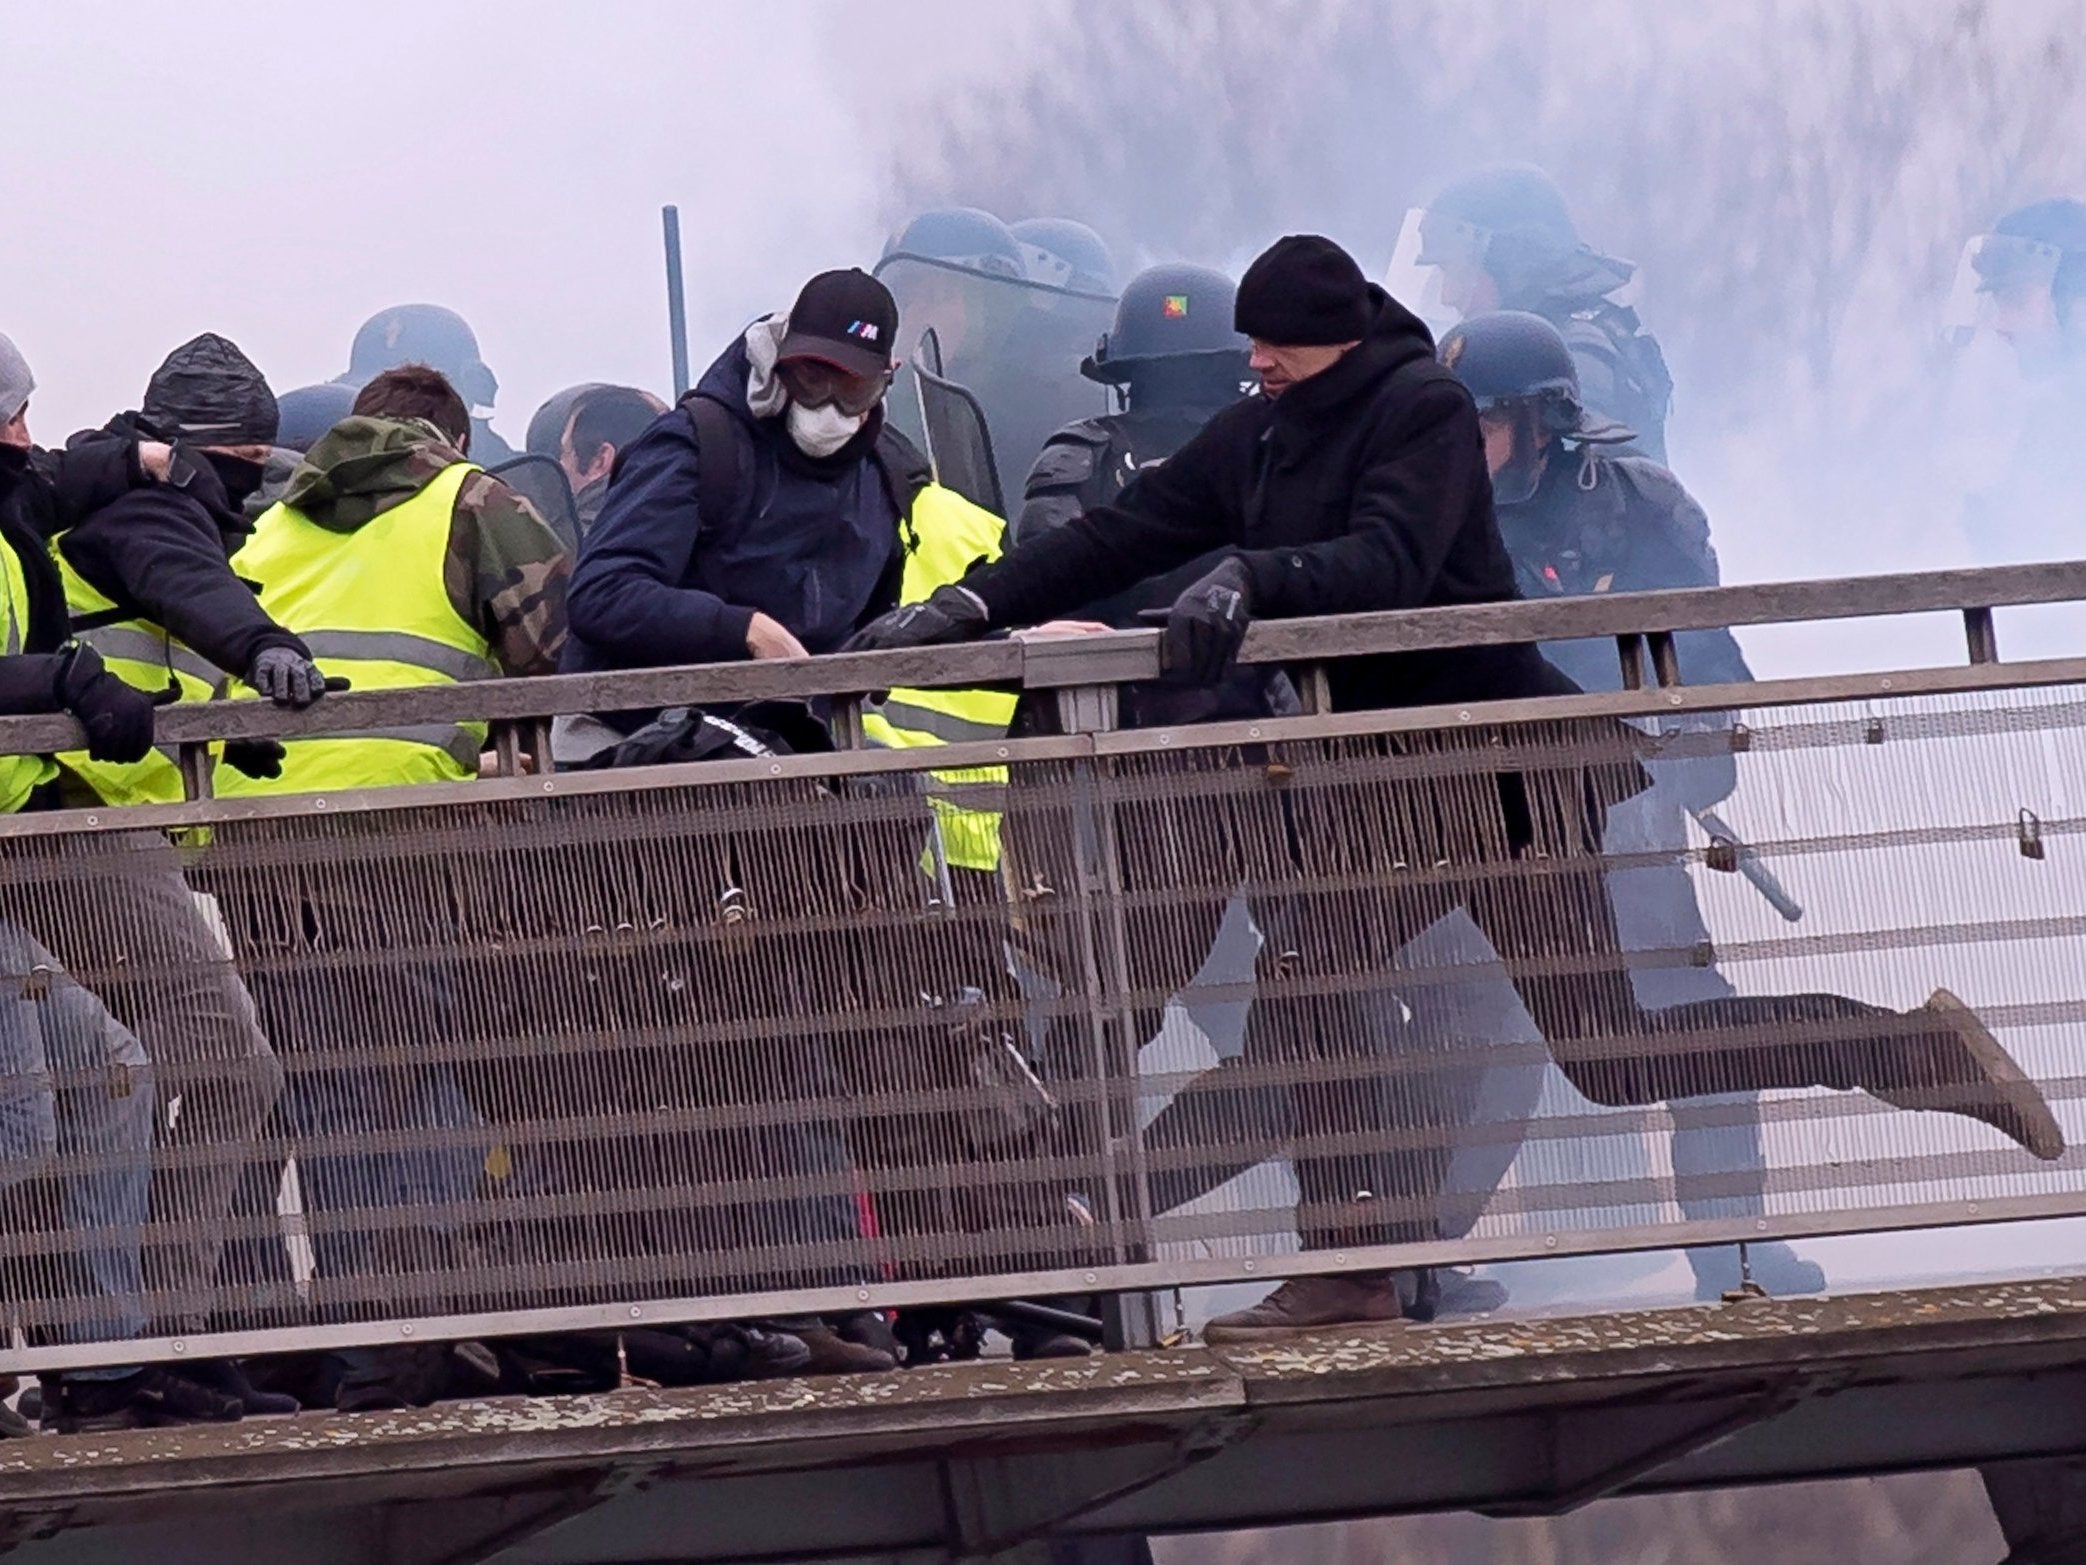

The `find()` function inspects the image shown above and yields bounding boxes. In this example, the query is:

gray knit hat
[0,333,34,425]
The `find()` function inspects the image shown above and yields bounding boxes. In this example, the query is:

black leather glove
[1161,557,1253,686]
[844,584,991,654]
[53,644,167,765]
[223,739,286,780]
[247,644,326,709]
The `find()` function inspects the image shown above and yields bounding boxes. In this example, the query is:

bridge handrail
[0,561,2078,758]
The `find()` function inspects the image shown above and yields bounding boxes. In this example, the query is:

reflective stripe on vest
[49,539,219,807]
[0,533,58,814]
[218,461,494,797]
[860,482,1015,874]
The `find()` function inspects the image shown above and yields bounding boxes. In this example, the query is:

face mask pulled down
[785,399,867,459]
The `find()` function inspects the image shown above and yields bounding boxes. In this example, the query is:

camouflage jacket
[278,416,569,676]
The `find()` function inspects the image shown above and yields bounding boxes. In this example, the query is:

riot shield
[911,354,1006,515]
[875,253,1116,512]
[489,454,582,555]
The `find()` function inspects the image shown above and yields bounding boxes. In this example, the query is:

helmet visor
[1383,209,1466,337]
[1945,233,2063,342]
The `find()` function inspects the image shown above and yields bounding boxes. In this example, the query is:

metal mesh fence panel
[0,681,2079,1367]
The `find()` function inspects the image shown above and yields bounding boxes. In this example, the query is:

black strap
[683,393,747,531]
[66,605,133,634]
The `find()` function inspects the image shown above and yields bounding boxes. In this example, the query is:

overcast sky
[3,0,1026,442]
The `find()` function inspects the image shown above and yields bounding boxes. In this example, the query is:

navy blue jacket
[562,337,903,674]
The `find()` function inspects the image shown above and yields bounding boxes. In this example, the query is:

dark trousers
[1035,728,1957,1253]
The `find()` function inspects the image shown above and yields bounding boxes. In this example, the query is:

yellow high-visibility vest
[217,461,494,796]
[860,483,1017,874]
[0,532,58,814]
[49,541,220,807]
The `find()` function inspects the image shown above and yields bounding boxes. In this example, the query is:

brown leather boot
[1871,990,2064,1161]
[1203,1274,1406,1344]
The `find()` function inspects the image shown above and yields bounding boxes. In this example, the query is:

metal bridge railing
[0,563,2081,1372]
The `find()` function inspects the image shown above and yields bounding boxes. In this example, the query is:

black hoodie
[59,414,306,678]
[0,439,145,716]
[963,286,1573,713]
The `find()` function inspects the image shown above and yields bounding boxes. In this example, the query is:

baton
[1692,807,1805,923]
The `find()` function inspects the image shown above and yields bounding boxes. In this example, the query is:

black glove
[1161,557,1253,686]
[222,739,286,781]
[53,644,167,765]
[844,584,991,654]
[247,644,325,709]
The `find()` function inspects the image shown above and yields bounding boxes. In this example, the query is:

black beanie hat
[142,333,279,447]
[1234,235,1373,346]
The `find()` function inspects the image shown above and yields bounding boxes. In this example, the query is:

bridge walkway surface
[6,1274,2086,1563]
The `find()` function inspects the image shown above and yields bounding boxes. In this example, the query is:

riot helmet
[1427,164,1580,250]
[1389,164,1631,326]
[1080,262,1250,414]
[879,207,1027,282]
[342,304,499,411]
[526,382,607,459]
[1011,218,1117,296]
[1440,311,1631,503]
[274,382,358,454]
[1947,199,2086,353]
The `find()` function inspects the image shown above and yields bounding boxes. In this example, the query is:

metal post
[1053,680,1161,1351]
[1964,606,2000,665]
[662,205,691,401]
[1616,634,1647,690]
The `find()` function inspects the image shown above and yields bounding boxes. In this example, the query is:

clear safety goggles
[1943,233,2064,343]
[777,359,892,417]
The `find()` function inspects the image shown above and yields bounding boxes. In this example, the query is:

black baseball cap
[776,268,899,380]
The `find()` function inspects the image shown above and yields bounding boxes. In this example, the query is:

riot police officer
[875,209,1116,508]
[1439,309,1823,1301]
[1946,199,2086,563]
[1018,260,1249,572]
[1401,164,1676,462]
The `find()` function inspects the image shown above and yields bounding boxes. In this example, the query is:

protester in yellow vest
[1,333,287,1432]
[214,364,570,1416]
[51,334,326,807]
[219,366,570,797]
[859,484,1018,877]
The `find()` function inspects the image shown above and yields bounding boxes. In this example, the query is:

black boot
[186,1359,301,1416]
[40,1367,245,1434]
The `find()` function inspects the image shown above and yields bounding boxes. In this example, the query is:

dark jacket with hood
[1499,444,1747,693]
[274,416,570,677]
[964,286,1575,715]
[59,413,308,679]
[1499,442,1747,811]
[562,333,905,675]
[1499,247,1675,465]
[0,437,160,713]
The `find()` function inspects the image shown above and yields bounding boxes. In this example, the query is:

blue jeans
[0,926,155,1377]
